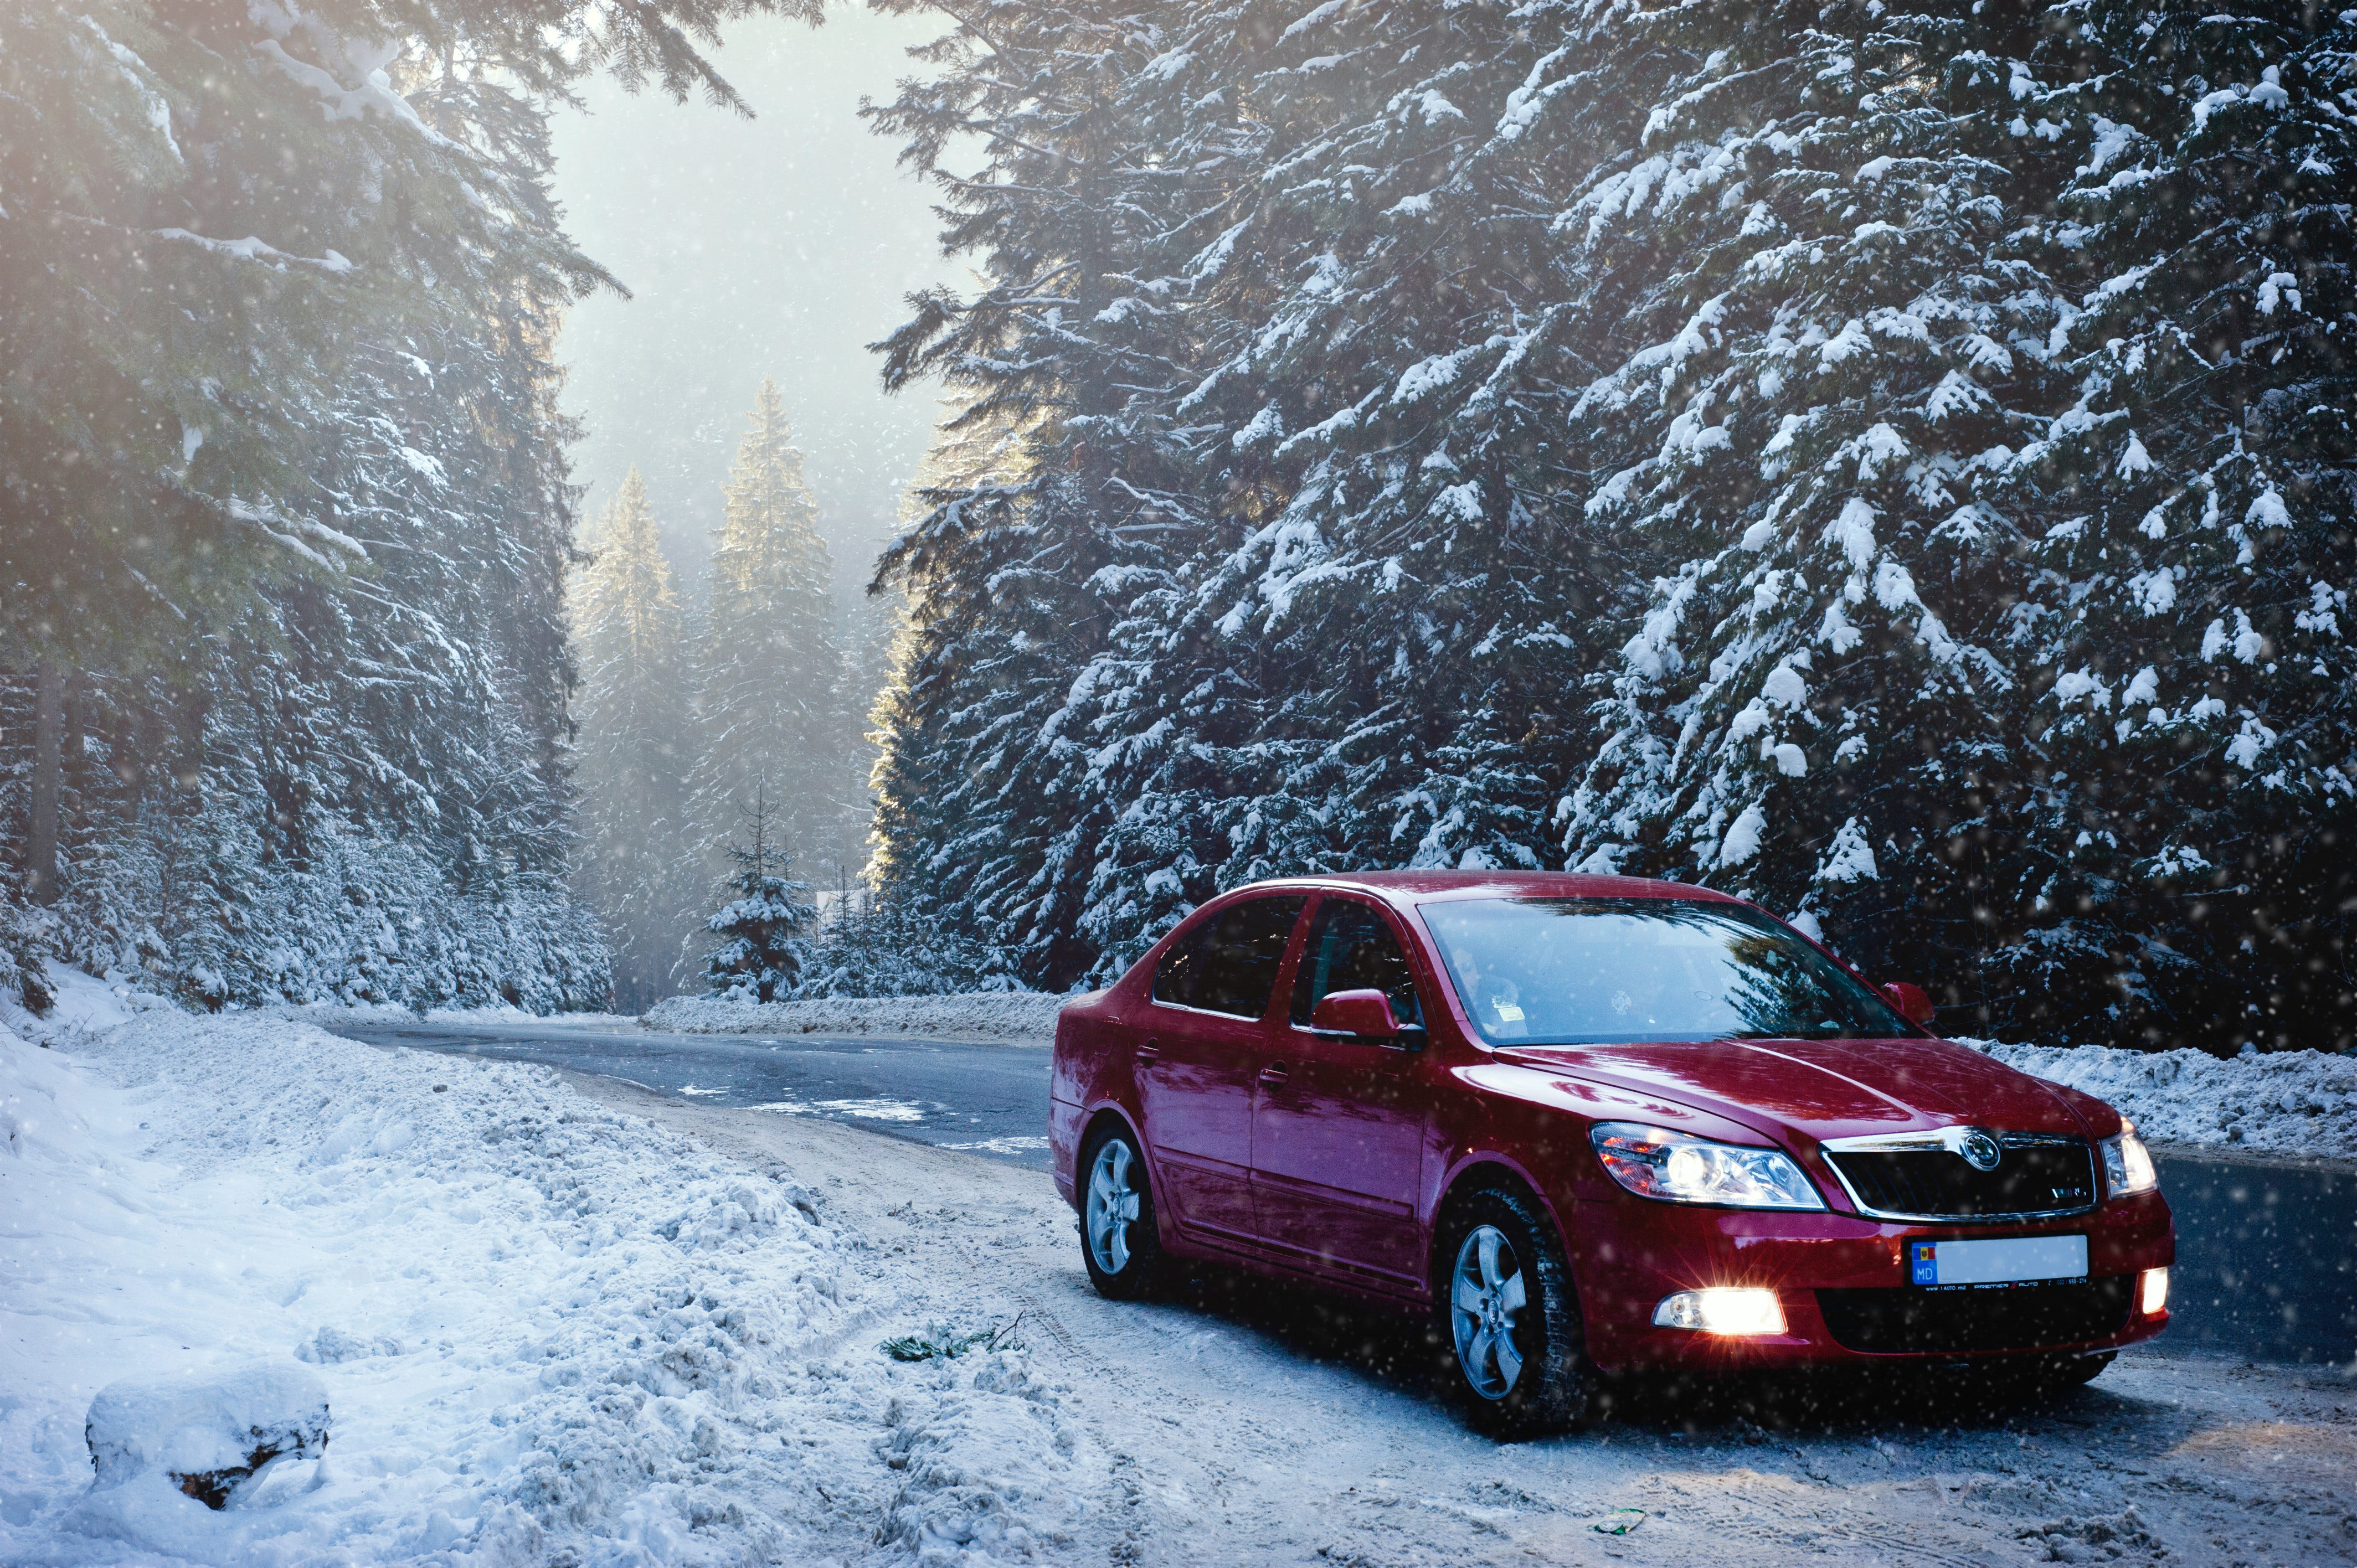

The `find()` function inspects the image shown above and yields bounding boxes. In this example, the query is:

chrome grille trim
[1816,1129,2098,1224]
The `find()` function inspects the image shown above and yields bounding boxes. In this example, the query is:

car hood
[1490,1035,2089,1146]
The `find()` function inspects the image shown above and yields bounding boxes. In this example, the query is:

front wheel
[1436,1187,1599,1437]
[1078,1125,1166,1299]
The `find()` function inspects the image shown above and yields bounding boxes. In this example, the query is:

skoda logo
[1958,1130,2004,1172]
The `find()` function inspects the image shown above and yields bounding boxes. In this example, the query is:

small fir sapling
[703,789,817,1004]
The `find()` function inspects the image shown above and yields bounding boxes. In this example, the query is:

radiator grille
[1825,1139,2096,1220]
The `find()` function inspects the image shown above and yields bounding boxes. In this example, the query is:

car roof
[1225,870,1746,909]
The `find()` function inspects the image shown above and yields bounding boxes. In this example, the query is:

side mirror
[1880,982,1937,1030]
[1310,988,1404,1040]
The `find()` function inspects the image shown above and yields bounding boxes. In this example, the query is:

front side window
[1152,895,1308,1018]
[1289,898,1424,1029]
[1421,897,1915,1045]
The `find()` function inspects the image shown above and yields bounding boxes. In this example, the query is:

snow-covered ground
[643,991,1072,1044]
[0,995,1098,1566]
[1970,1040,2357,1163]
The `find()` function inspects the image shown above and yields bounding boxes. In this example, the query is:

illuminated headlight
[1654,1288,1788,1336]
[2139,1266,2169,1316]
[1591,1122,1825,1210]
[2099,1122,2159,1198]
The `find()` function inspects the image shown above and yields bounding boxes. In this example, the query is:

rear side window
[1289,898,1424,1029]
[1153,896,1307,1018]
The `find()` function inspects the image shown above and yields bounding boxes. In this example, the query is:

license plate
[1907,1234,2088,1287]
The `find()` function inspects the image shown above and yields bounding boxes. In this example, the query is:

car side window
[1152,896,1308,1018]
[1289,898,1424,1029]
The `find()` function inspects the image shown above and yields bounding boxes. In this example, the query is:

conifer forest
[3,0,2351,1055]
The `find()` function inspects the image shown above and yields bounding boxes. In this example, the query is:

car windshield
[1421,897,1917,1045]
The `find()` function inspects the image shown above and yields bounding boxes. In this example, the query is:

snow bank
[1973,1040,2357,1162]
[0,1004,1105,1564]
[644,991,1075,1044]
[269,999,644,1029]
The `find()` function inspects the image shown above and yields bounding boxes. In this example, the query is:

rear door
[1136,894,1306,1244]
[1250,894,1434,1290]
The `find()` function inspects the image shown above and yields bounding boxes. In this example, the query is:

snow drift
[1976,1039,2357,1162]
[0,998,1104,1565]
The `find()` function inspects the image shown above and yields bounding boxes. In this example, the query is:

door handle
[1258,1062,1289,1087]
[1135,1039,1160,1067]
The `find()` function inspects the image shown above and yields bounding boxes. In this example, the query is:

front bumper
[1567,1189,2174,1371]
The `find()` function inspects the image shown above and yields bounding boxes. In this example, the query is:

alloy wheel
[1450,1223,1528,1400]
[1085,1137,1143,1274]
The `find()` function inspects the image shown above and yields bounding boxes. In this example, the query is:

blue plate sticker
[1910,1240,1938,1286]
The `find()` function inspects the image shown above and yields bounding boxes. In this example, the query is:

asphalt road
[2154,1149,2356,1368]
[321,1017,2354,1366]
[320,1017,1057,1168]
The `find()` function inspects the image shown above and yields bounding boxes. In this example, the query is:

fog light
[1653,1288,1788,1336]
[2139,1266,2169,1316]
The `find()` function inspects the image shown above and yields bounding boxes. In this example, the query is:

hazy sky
[549,7,956,601]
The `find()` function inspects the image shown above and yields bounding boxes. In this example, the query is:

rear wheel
[1078,1125,1166,1299]
[1435,1187,1598,1437]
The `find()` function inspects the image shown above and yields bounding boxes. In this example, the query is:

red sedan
[1048,872,2173,1434]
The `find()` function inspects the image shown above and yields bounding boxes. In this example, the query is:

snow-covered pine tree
[0,1,729,1009]
[1558,0,2086,1018]
[862,0,1249,987]
[687,381,853,895]
[1068,0,1670,986]
[703,788,817,1003]
[574,468,701,1011]
[1989,0,2357,1050]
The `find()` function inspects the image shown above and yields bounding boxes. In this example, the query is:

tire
[1434,1186,1598,1437]
[1078,1123,1167,1300]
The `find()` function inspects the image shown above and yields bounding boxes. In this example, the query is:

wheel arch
[1075,1102,1152,1210]
[1427,1152,1576,1299]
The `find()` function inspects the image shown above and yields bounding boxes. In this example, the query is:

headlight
[2099,1122,2158,1198]
[1589,1122,1825,1210]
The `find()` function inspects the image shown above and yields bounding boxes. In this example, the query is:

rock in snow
[87,1365,330,1508]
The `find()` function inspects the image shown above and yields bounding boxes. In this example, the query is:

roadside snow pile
[271,999,644,1029]
[1973,1041,2357,1161]
[0,1006,1106,1565]
[645,991,1074,1044]
[0,961,156,1047]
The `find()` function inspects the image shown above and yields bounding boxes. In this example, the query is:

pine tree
[688,381,851,891]
[1067,0,1651,983]
[863,0,1273,987]
[1558,0,2084,1013]
[703,788,816,1002]
[1988,0,2357,1049]
[574,469,700,1011]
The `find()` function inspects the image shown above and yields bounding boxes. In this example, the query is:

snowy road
[318,1015,1056,1166]
[579,1075,2357,1568]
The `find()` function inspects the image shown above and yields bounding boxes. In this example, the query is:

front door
[1135,894,1305,1244]
[1251,895,1432,1290]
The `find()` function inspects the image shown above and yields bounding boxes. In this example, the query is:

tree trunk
[28,661,61,904]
